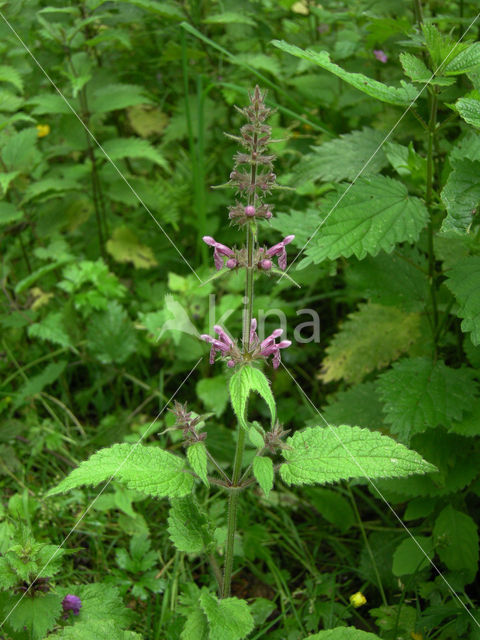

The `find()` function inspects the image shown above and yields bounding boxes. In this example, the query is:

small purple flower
[265,235,295,271]
[62,594,82,617]
[244,205,256,217]
[203,236,235,270]
[373,49,387,63]
[250,319,292,368]
[201,325,234,364]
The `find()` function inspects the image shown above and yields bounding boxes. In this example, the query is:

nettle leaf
[320,303,421,384]
[456,97,480,129]
[392,536,434,576]
[168,496,214,553]
[47,443,193,499]
[7,593,62,639]
[199,590,254,640]
[444,42,480,75]
[181,607,208,640]
[196,376,229,417]
[229,366,276,430]
[86,301,137,364]
[1,127,39,172]
[89,83,153,113]
[449,399,480,437]
[300,176,429,267]
[99,137,169,170]
[27,93,74,115]
[106,226,158,269]
[433,505,479,575]
[445,256,480,345]
[441,158,480,233]
[377,357,478,443]
[290,127,388,184]
[0,65,24,93]
[322,381,385,430]
[272,40,418,105]
[279,425,436,486]
[253,456,274,498]
[187,442,209,486]
[306,629,381,639]
[28,312,73,349]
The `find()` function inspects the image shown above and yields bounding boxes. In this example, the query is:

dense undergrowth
[1,0,480,639]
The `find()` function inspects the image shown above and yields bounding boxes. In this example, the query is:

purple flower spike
[62,594,82,617]
[203,236,235,270]
[202,325,235,364]
[259,328,291,368]
[265,235,295,271]
[373,49,387,63]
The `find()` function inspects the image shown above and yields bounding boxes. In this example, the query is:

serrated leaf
[181,607,209,640]
[86,301,137,364]
[320,303,421,384]
[187,442,209,486]
[392,536,434,576]
[47,443,193,498]
[127,104,167,138]
[303,487,355,532]
[440,158,480,233]
[0,201,22,225]
[449,399,480,437]
[28,312,73,348]
[399,52,453,86]
[168,496,213,553]
[253,456,274,498]
[229,366,276,430]
[196,376,229,417]
[198,590,254,640]
[272,40,418,105]
[279,425,436,486]
[248,423,265,449]
[433,505,479,575]
[106,226,158,269]
[444,42,480,75]
[445,256,480,345]
[100,137,168,170]
[300,176,429,266]
[27,93,74,115]
[0,65,24,92]
[322,381,384,430]
[0,89,23,112]
[1,127,39,171]
[306,627,382,639]
[89,83,153,113]
[456,97,480,128]
[377,357,478,442]
[291,128,387,184]
[7,593,62,639]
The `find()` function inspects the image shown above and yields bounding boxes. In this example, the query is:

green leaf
[1,127,39,171]
[187,442,209,487]
[28,312,73,348]
[248,423,265,449]
[89,83,153,113]
[7,593,62,639]
[0,89,23,112]
[440,158,480,233]
[198,590,254,640]
[86,301,137,364]
[253,456,274,498]
[449,399,480,437]
[377,357,478,442]
[181,607,209,640]
[433,505,479,575]
[27,93,75,115]
[322,381,385,431]
[0,65,24,93]
[106,226,158,269]
[272,40,418,106]
[47,443,193,499]
[444,42,480,75]
[300,176,429,266]
[306,628,381,639]
[13,361,67,410]
[456,97,480,128]
[279,425,436,486]
[196,376,229,417]
[99,137,168,170]
[229,366,276,430]
[392,536,434,576]
[0,201,22,225]
[399,52,453,86]
[303,487,355,532]
[168,496,214,553]
[204,11,256,26]
[290,127,388,184]
[320,303,421,384]
[445,256,480,345]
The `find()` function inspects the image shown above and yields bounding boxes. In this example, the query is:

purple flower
[265,235,295,271]
[250,319,292,368]
[373,49,387,63]
[203,236,235,270]
[62,594,82,616]
[201,325,234,364]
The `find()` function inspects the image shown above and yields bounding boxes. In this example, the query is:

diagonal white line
[280,11,480,281]
[0,11,203,283]
[0,358,203,631]
[280,362,480,628]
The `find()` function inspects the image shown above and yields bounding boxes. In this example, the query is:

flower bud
[265,210,272,219]
[244,205,256,217]
[260,259,272,270]
[226,258,237,269]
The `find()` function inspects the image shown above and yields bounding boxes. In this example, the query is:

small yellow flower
[410,633,423,640]
[36,124,50,138]
[349,592,367,608]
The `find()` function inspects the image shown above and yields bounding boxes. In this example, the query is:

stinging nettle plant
[46,87,437,639]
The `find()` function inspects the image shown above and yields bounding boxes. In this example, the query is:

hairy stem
[426,88,439,345]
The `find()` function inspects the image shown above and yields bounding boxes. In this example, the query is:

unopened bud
[227,360,235,368]
[244,205,255,217]
[226,258,237,269]
[260,259,272,270]
[265,210,272,219]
